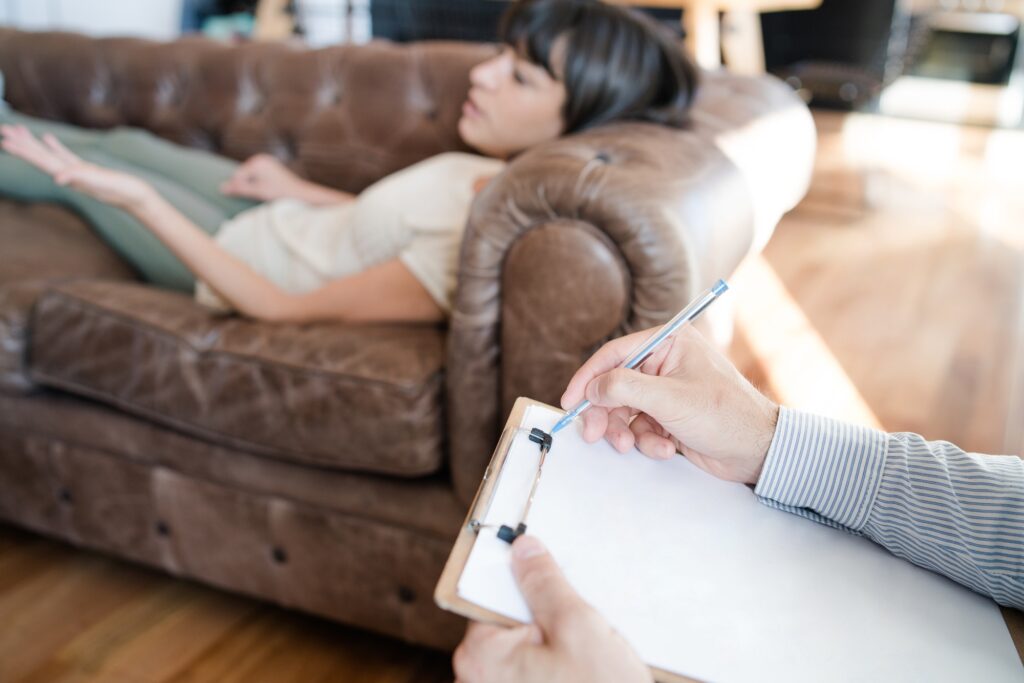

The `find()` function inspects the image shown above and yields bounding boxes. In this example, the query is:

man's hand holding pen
[560,324,780,486]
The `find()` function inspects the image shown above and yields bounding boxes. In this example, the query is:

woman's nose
[470,51,512,90]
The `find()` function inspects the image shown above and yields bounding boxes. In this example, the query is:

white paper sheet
[457,406,1023,683]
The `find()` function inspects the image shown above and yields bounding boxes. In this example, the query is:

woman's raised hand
[220,153,304,202]
[1,125,154,211]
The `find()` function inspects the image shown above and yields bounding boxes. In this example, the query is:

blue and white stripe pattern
[755,407,1024,608]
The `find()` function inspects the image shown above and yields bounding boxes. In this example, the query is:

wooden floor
[0,524,453,683]
[2,110,1022,681]
[731,111,1024,457]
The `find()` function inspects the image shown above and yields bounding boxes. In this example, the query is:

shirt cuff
[754,407,889,531]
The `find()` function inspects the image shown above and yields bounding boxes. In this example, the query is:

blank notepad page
[456,405,1022,683]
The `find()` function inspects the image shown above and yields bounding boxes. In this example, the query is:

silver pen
[550,279,729,435]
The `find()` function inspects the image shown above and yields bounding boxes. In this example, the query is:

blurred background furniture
[762,0,1023,126]
[368,0,686,43]
[878,0,1023,127]
[613,0,822,73]
[0,0,184,38]
[760,0,908,110]
[0,27,814,649]
[254,0,294,40]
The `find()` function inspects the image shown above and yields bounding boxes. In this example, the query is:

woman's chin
[458,118,514,159]
[457,118,487,153]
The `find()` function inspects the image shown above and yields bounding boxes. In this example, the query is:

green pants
[0,109,260,291]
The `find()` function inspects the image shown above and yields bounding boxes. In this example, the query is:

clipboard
[435,397,1024,682]
[434,396,694,683]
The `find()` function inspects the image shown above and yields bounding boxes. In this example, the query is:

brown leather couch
[0,29,815,649]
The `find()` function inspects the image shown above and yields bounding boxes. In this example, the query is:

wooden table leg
[682,2,722,69]
[721,8,767,74]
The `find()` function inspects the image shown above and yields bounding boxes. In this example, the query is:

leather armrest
[445,121,755,503]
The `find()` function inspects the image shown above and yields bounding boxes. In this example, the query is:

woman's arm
[132,187,440,325]
[220,153,354,207]
[132,189,443,323]
[288,179,355,207]
[1,125,441,324]
[271,258,446,324]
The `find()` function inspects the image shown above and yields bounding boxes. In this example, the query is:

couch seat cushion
[28,280,446,477]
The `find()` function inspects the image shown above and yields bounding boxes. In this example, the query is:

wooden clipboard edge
[434,396,535,625]
[433,396,696,683]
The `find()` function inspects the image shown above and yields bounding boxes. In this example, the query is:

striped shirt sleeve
[754,407,1024,609]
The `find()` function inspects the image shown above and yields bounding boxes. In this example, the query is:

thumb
[510,536,587,635]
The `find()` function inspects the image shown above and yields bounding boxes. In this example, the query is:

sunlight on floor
[838,112,1024,254]
[840,113,964,189]
[981,129,1024,251]
[732,254,882,430]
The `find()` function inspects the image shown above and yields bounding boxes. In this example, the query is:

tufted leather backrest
[0,29,492,193]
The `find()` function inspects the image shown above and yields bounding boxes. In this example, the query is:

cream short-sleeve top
[196,152,506,313]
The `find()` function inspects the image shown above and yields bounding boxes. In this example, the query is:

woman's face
[458,47,567,159]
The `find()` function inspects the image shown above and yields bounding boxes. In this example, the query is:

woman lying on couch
[0,0,696,323]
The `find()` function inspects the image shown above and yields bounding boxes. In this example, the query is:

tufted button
[267,137,293,161]
[88,80,111,107]
[425,108,439,121]
[271,547,288,564]
[238,78,264,115]
[397,586,416,604]
[155,77,180,109]
[57,487,73,504]
[190,129,218,152]
[317,85,343,108]
[155,521,171,537]
[206,130,222,150]
[595,151,611,164]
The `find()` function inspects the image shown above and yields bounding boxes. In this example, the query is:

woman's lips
[462,98,482,119]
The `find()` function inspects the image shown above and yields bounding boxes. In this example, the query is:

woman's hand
[1,125,154,211]
[560,325,779,485]
[220,153,305,202]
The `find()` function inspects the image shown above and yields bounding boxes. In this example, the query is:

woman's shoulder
[408,151,506,175]
[361,152,504,199]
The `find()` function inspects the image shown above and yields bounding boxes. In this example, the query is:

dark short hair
[499,0,699,133]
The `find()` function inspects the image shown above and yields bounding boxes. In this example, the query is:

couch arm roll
[445,121,755,503]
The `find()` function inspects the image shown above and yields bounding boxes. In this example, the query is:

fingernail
[512,536,546,560]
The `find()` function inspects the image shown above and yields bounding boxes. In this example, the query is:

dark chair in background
[370,0,683,42]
